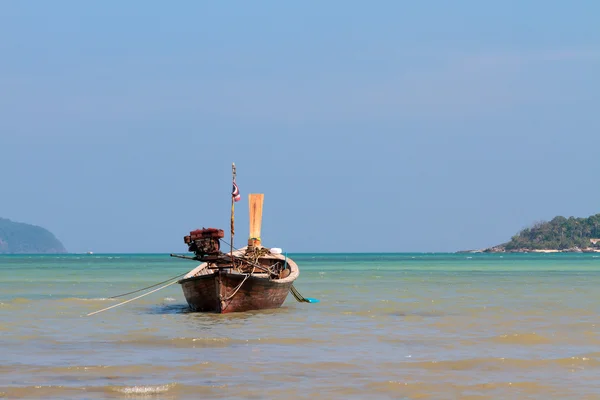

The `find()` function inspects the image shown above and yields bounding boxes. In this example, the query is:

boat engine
[184,228,225,258]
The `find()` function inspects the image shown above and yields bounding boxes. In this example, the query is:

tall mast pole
[230,163,237,258]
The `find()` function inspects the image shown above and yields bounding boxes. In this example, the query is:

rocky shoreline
[458,246,600,254]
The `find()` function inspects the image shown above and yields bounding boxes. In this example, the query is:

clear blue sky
[1,1,599,253]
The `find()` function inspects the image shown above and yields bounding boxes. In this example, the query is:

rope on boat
[108,271,189,299]
[223,267,254,301]
[86,280,179,316]
[220,240,277,276]
[238,246,272,274]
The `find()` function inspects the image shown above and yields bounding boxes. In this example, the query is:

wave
[489,332,552,345]
[0,386,88,399]
[365,380,569,398]
[60,297,116,302]
[110,383,176,395]
[338,308,447,318]
[7,297,32,304]
[3,356,598,399]
[382,355,600,371]
[110,335,326,349]
[0,383,181,399]
[0,362,217,377]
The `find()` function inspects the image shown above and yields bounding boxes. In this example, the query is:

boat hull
[179,271,294,313]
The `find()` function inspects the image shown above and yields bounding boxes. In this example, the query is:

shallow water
[1,253,600,399]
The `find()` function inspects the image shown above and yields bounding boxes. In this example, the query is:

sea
[1,253,600,400]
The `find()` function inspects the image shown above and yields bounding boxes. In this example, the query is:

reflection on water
[146,302,191,315]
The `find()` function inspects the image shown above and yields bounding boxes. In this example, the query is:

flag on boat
[232,181,241,202]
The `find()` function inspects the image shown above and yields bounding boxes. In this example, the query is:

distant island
[461,213,600,253]
[0,218,67,254]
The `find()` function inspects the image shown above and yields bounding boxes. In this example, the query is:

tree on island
[500,214,600,251]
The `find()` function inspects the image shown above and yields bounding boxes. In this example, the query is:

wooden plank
[248,193,264,246]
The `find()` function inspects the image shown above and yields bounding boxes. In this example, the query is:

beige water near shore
[1,253,600,399]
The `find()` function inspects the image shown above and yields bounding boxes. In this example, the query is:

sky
[1,1,599,253]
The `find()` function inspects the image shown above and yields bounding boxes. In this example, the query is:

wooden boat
[172,164,305,313]
[178,245,299,313]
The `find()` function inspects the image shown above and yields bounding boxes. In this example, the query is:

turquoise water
[1,253,600,399]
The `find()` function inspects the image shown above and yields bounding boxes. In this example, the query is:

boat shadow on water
[145,301,294,319]
[143,302,294,330]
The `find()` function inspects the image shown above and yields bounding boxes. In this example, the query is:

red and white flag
[232,181,241,202]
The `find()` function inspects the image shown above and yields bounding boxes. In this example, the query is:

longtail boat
[171,164,311,313]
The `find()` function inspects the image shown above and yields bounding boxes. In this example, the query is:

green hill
[0,218,67,254]
[486,214,600,252]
